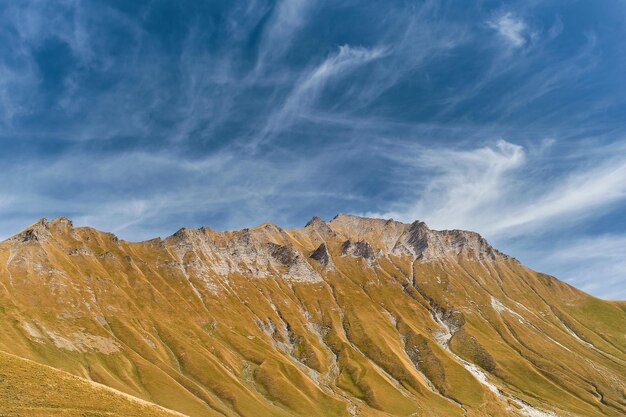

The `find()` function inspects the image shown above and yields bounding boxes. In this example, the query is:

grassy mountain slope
[0,214,624,416]
[0,349,186,416]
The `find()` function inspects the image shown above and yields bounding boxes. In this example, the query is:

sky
[0,0,625,299]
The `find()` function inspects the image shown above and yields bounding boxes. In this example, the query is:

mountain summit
[0,215,624,417]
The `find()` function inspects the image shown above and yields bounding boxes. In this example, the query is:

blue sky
[0,0,625,298]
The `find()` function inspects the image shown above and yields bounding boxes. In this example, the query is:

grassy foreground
[0,350,185,417]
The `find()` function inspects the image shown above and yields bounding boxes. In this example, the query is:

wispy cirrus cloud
[487,12,529,47]
[490,157,626,235]
[257,44,387,143]
[371,139,626,239]
[522,234,626,299]
[371,140,525,230]
[256,0,314,67]
[0,143,365,240]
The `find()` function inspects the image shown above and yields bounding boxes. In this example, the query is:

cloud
[256,44,387,143]
[489,158,626,235]
[0,194,15,210]
[375,140,524,228]
[256,0,313,67]
[0,143,365,241]
[487,12,528,47]
[371,140,626,238]
[527,235,626,299]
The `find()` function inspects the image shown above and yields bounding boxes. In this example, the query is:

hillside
[0,214,624,416]
[0,349,185,416]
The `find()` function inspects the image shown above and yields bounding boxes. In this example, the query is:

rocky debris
[49,329,121,354]
[341,239,376,260]
[19,229,41,243]
[21,322,45,340]
[283,260,323,283]
[309,243,330,265]
[67,247,92,256]
[21,321,121,355]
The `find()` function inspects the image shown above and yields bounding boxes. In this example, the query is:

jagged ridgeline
[0,214,624,417]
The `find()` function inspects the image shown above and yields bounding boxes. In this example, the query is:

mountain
[0,214,624,417]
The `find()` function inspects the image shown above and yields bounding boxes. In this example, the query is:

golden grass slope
[0,214,624,416]
[0,349,186,417]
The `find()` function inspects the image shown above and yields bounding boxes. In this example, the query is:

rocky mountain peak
[391,220,505,261]
[5,216,82,247]
[7,218,52,244]
[329,213,395,232]
[304,215,333,235]
[324,214,505,262]
[304,216,325,227]
[48,216,74,234]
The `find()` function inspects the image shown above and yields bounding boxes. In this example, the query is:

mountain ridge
[6,213,510,261]
[0,214,624,417]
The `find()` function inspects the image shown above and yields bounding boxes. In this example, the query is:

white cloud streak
[256,0,313,68]
[487,12,528,47]
[0,145,363,241]
[374,140,626,239]
[256,44,387,143]
[527,235,626,299]
[490,159,626,234]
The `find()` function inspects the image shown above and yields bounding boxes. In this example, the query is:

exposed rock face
[0,214,623,417]
[18,228,41,242]
[392,220,505,261]
[268,243,299,266]
[8,218,52,243]
[330,214,407,252]
[7,217,79,246]
[165,223,322,283]
[309,243,330,265]
[341,239,376,260]
[161,214,506,283]
[328,213,505,262]
[304,216,332,233]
